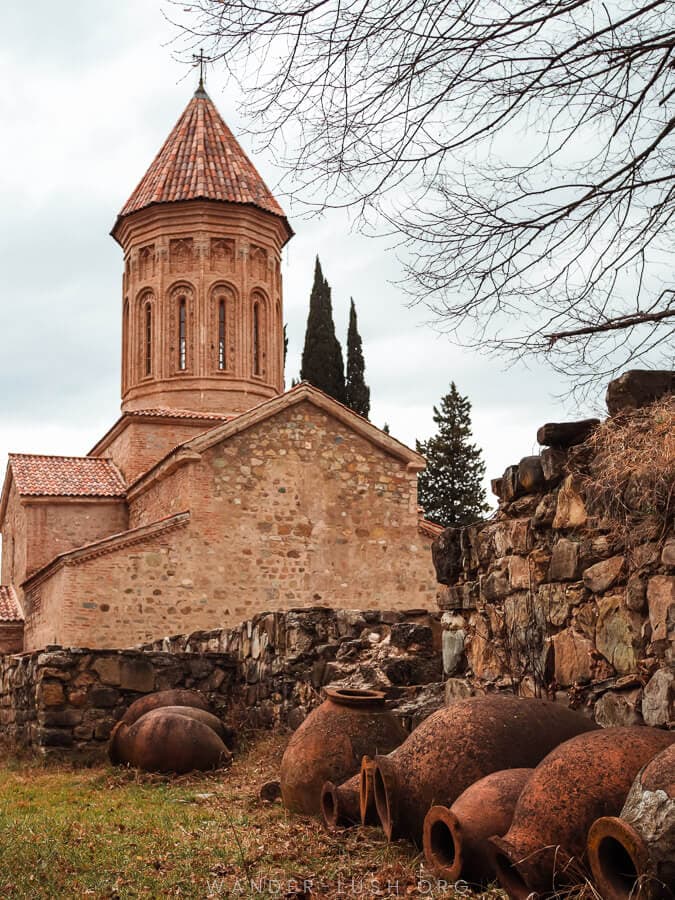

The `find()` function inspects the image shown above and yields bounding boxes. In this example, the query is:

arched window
[144,301,152,376]
[218,298,226,370]
[253,300,261,376]
[178,296,187,370]
[122,300,129,389]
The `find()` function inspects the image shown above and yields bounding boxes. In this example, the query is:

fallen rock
[606,369,675,415]
[593,688,643,728]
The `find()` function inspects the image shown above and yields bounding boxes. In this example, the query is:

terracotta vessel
[115,710,231,773]
[321,773,361,828]
[490,727,674,899]
[423,768,533,885]
[588,743,675,900]
[118,689,211,728]
[370,694,597,845]
[280,686,408,816]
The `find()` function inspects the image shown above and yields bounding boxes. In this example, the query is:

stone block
[551,629,594,686]
[662,539,675,567]
[501,465,521,502]
[494,519,532,556]
[480,567,510,602]
[606,369,674,415]
[533,493,557,527]
[553,476,587,530]
[641,667,674,727]
[625,574,647,612]
[119,658,155,692]
[38,729,74,748]
[491,477,503,499]
[432,527,463,585]
[517,456,545,494]
[537,419,599,449]
[40,682,65,708]
[582,556,625,593]
[596,592,644,676]
[540,448,567,485]
[538,583,571,628]
[89,686,119,708]
[442,627,466,676]
[39,709,83,728]
[593,689,643,728]
[550,539,580,581]
[91,656,121,686]
[647,576,675,642]
[507,556,530,591]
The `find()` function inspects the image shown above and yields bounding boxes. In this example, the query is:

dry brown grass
[571,397,675,546]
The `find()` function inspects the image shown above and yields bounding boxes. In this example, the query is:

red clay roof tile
[128,408,231,422]
[116,89,288,226]
[0,586,23,623]
[9,454,126,498]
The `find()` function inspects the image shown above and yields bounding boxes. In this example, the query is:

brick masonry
[20,401,438,651]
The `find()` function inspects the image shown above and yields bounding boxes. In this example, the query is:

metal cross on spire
[192,48,211,93]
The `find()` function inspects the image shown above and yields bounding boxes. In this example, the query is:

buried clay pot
[490,727,675,899]
[368,694,597,846]
[588,743,675,900]
[113,710,232,774]
[117,689,211,728]
[321,773,361,828]
[423,768,533,886]
[280,686,407,816]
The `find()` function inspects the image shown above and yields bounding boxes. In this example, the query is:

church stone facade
[0,85,440,653]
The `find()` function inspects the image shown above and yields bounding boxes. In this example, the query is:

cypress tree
[416,382,490,527]
[300,257,346,403]
[345,298,370,419]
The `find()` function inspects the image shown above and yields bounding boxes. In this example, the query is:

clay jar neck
[373,754,400,841]
[588,817,649,900]
[321,781,340,828]
[323,686,387,710]
[490,836,537,900]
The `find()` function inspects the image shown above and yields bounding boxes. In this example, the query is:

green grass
[0,732,490,899]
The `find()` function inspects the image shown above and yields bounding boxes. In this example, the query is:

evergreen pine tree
[416,382,490,527]
[300,257,346,403]
[345,298,370,419]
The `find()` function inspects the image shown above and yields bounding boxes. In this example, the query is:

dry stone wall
[0,647,237,759]
[434,372,674,728]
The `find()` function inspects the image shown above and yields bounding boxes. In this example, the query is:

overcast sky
[0,1,607,506]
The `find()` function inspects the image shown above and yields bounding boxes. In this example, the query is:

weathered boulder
[596,592,643,676]
[537,419,600,449]
[642,667,674,727]
[553,476,587,529]
[518,456,545,494]
[606,369,675,415]
[593,688,643,728]
[551,628,594,685]
[583,556,625,593]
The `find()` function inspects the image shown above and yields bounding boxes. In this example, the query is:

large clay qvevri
[280,687,407,816]
[491,727,674,899]
[588,743,675,900]
[370,694,597,845]
[115,710,231,774]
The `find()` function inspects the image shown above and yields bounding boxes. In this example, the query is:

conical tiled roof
[114,87,290,234]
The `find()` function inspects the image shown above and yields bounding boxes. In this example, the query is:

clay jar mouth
[588,817,647,900]
[489,837,533,900]
[373,755,398,841]
[423,806,462,882]
[323,686,386,708]
[320,781,339,828]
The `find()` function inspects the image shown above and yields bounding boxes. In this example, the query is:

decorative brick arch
[251,289,269,379]
[167,282,196,375]
[135,289,155,382]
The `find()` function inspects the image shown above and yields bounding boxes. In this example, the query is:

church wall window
[178,296,187,371]
[144,301,153,377]
[218,298,226,370]
[251,290,267,378]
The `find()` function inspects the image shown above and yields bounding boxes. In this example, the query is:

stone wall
[434,379,674,729]
[146,606,445,731]
[0,647,237,759]
[0,607,444,758]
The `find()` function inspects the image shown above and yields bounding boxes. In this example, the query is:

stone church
[0,83,440,653]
